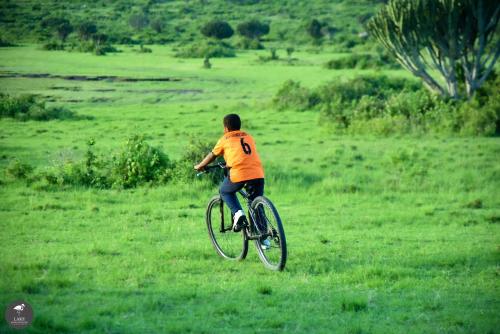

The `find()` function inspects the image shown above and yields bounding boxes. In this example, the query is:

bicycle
[197,162,287,271]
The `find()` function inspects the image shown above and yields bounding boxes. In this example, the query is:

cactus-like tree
[367,0,499,99]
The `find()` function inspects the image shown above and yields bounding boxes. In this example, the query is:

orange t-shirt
[212,130,265,183]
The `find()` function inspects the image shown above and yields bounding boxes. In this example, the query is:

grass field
[1,45,499,333]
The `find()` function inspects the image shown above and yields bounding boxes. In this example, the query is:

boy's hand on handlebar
[194,164,205,172]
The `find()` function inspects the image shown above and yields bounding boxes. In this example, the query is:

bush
[314,75,421,109]
[236,37,263,50]
[273,80,320,111]
[22,136,173,190]
[0,36,15,47]
[0,93,78,121]
[93,44,119,56]
[135,44,152,53]
[42,41,64,50]
[175,40,235,58]
[458,99,499,136]
[274,75,421,113]
[324,53,399,70]
[110,135,172,188]
[258,48,280,62]
[12,136,227,190]
[172,138,225,185]
[272,75,498,136]
[5,159,33,179]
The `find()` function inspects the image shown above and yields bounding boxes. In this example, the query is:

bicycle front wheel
[251,196,287,271]
[206,195,248,261]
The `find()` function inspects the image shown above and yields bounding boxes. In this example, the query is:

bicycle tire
[250,196,287,271]
[206,195,248,261]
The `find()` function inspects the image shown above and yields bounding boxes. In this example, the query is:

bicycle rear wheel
[251,196,287,271]
[206,195,248,261]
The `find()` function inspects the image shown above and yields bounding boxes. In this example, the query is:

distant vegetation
[0,0,378,50]
[236,19,270,49]
[4,136,223,190]
[0,93,80,121]
[273,73,500,136]
[324,53,400,70]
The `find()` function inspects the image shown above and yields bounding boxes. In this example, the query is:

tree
[367,0,500,99]
[129,12,149,31]
[93,33,108,46]
[307,19,324,41]
[237,20,270,40]
[41,17,73,42]
[151,18,165,33]
[77,21,97,41]
[201,20,234,40]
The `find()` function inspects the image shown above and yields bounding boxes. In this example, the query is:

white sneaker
[260,238,271,250]
[232,210,246,232]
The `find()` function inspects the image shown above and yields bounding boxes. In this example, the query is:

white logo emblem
[13,303,26,315]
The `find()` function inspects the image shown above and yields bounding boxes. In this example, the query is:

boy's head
[223,114,241,132]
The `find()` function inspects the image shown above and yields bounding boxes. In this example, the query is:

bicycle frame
[199,162,272,241]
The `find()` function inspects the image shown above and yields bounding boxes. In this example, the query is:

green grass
[0,45,499,333]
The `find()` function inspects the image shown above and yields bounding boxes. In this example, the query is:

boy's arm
[194,152,217,171]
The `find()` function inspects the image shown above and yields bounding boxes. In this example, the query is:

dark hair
[223,114,241,131]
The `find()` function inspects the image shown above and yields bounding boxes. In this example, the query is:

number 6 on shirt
[240,138,252,155]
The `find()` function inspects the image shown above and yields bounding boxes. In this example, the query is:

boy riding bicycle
[194,114,270,249]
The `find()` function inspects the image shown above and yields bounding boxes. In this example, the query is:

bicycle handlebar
[196,162,227,177]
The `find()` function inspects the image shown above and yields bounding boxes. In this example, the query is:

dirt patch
[89,97,115,103]
[92,88,116,92]
[0,72,181,82]
[50,86,81,91]
[124,89,202,94]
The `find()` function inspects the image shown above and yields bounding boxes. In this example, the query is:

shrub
[23,136,173,190]
[258,48,280,62]
[135,44,152,53]
[5,159,33,179]
[458,99,498,136]
[172,138,225,186]
[110,135,172,188]
[0,36,15,47]
[315,75,421,108]
[42,41,64,50]
[74,40,119,56]
[272,75,497,136]
[324,53,399,70]
[0,93,78,121]
[203,56,212,69]
[236,37,263,50]
[175,40,235,58]
[273,80,320,111]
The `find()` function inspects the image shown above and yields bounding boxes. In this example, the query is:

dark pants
[219,175,264,215]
